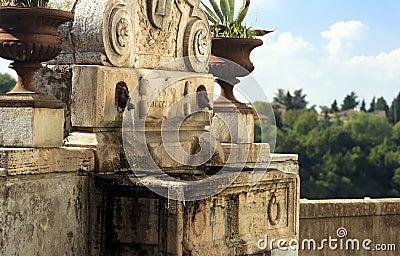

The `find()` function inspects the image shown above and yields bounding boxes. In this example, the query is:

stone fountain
[0,1,299,255]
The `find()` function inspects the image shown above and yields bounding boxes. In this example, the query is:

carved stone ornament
[184,19,211,73]
[104,0,134,66]
[268,193,282,225]
[148,0,174,30]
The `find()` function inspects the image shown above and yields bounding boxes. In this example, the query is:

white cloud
[250,24,400,109]
[321,20,367,41]
[321,21,368,57]
[266,32,312,56]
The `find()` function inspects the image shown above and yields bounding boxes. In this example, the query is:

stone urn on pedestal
[0,6,74,147]
[208,37,264,144]
[209,37,263,113]
[202,0,272,143]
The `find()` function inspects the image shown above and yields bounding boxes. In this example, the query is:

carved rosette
[184,19,211,73]
[104,1,134,67]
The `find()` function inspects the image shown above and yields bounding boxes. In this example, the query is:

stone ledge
[0,147,95,176]
[300,198,400,218]
[269,154,299,175]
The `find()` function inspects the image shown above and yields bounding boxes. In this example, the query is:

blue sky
[1,1,399,109]
[245,0,400,108]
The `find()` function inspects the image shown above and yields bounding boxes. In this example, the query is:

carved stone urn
[0,7,73,108]
[209,38,263,112]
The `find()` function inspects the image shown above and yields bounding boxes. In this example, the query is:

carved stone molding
[268,193,282,226]
[48,0,211,72]
[49,0,135,67]
[147,0,174,30]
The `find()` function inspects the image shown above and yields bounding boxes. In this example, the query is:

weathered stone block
[35,65,74,137]
[210,111,255,144]
[65,131,126,173]
[71,65,140,128]
[0,107,64,148]
[0,173,89,256]
[220,143,270,165]
[0,147,95,176]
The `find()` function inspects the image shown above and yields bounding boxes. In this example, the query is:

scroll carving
[183,19,211,73]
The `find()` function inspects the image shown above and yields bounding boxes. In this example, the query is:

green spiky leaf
[235,4,249,25]
[201,2,220,24]
[208,0,224,23]
[220,0,231,23]
[228,0,235,22]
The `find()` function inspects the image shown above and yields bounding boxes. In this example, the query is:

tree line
[0,72,15,94]
[254,89,400,199]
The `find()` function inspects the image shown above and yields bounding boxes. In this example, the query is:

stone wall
[299,199,400,256]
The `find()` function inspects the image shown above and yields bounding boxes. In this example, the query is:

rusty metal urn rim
[0,6,74,20]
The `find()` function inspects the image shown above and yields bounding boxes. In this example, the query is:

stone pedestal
[0,107,64,148]
[210,102,255,144]
[0,147,95,255]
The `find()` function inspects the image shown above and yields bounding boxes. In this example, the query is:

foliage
[368,96,376,112]
[376,96,389,112]
[0,72,16,93]
[202,0,255,38]
[330,99,339,113]
[0,0,49,7]
[210,22,255,38]
[360,99,366,112]
[341,91,359,111]
[388,93,400,124]
[252,101,278,143]
[274,88,308,110]
[260,89,400,199]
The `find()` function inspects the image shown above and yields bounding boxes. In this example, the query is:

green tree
[346,111,392,148]
[393,122,400,144]
[285,91,293,109]
[368,96,376,112]
[341,92,359,111]
[388,93,400,124]
[0,72,16,94]
[291,89,308,109]
[360,99,366,112]
[252,101,278,143]
[376,96,389,113]
[330,99,339,113]
[273,89,286,105]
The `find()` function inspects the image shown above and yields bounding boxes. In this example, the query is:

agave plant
[0,0,49,7]
[201,0,255,38]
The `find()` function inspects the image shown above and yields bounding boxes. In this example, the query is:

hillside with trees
[254,90,400,199]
